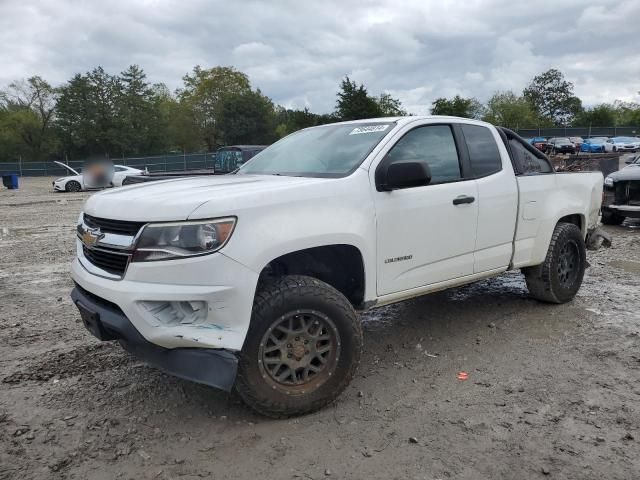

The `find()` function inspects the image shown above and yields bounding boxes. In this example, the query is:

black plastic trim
[70,285,238,391]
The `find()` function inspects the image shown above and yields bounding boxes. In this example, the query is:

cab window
[385,125,461,184]
[508,137,553,174]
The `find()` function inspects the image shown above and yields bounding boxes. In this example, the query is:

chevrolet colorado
[71,116,605,417]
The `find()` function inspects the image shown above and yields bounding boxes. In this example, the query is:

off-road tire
[235,275,362,418]
[66,180,81,192]
[523,223,586,304]
[601,211,625,225]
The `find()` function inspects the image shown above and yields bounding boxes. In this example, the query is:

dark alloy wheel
[556,239,580,288]
[235,275,362,418]
[258,310,339,395]
[66,180,81,192]
[523,222,586,304]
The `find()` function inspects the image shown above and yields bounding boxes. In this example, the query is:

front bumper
[71,248,259,351]
[603,205,640,218]
[71,285,238,391]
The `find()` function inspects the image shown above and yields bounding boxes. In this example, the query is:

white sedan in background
[52,162,143,192]
[603,137,640,153]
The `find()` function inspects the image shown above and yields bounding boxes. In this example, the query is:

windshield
[238,122,394,177]
[615,137,634,142]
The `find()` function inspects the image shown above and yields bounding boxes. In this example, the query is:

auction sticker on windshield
[349,125,390,135]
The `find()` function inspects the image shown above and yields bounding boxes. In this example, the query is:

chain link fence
[0,152,216,177]
[514,126,640,138]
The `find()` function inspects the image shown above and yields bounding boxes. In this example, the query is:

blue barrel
[2,173,19,189]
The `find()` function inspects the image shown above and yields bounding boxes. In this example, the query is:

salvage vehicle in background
[546,137,576,155]
[569,137,584,150]
[580,137,608,153]
[604,136,640,153]
[214,145,267,173]
[53,162,143,192]
[602,154,640,224]
[529,136,548,152]
[70,116,605,417]
[121,145,269,184]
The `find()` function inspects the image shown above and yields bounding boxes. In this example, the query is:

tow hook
[586,226,612,251]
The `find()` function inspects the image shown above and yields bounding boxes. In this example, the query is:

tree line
[431,69,640,130]
[1,66,638,162]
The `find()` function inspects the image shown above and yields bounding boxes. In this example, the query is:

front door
[373,123,479,296]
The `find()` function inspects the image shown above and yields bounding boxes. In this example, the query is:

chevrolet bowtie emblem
[81,227,104,247]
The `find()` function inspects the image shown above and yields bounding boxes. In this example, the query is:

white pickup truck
[71,116,605,417]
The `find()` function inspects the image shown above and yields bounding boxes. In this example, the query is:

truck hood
[608,165,640,182]
[83,174,329,221]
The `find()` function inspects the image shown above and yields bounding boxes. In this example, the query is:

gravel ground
[1,177,639,480]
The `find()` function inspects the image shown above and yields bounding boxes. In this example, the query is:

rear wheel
[236,275,362,418]
[65,180,81,192]
[523,223,586,304]
[601,211,625,225]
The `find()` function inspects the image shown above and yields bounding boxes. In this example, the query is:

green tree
[430,95,484,119]
[0,76,58,160]
[217,89,277,145]
[614,101,640,127]
[572,103,617,127]
[117,65,168,155]
[274,107,336,138]
[154,84,202,152]
[376,93,407,116]
[56,67,123,158]
[483,91,541,128]
[523,69,582,125]
[178,66,251,149]
[335,77,382,120]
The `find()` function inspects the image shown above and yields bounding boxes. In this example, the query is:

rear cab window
[497,128,553,175]
[460,124,502,177]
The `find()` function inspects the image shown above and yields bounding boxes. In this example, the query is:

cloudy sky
[1,0,638,114]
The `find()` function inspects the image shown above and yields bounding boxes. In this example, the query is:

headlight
[132,217,236,262]
[604,176,614,187]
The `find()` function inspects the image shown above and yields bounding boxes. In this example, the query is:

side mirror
[625,159,633,164]
[378,161,431,191]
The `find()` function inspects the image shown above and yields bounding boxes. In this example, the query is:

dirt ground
[1,176,639,480]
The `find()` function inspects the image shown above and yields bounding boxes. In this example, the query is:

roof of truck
[321,115,490,126]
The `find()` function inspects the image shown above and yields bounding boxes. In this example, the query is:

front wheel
[65,180,81,192]
[523,223,586,304]
[235,275,362,418]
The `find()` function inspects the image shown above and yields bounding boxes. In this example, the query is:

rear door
[373,122,479,295]
[458,124,518,273]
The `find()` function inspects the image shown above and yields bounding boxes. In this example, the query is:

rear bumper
[71,285,238,391]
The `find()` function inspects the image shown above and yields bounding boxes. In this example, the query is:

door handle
[452,195,475,205]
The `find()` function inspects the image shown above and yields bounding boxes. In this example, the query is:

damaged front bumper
[586,225,612,251]
[71,284,238,391]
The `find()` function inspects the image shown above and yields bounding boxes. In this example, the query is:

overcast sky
[1,0,638,114]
